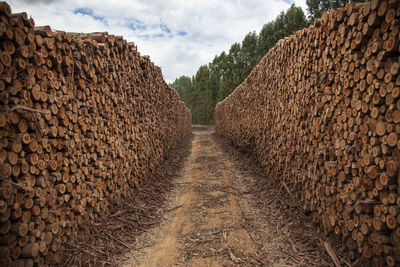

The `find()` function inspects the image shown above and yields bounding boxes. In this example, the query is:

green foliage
[306,0,368,21]
[171,4,308,125]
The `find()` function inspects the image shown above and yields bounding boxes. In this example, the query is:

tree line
[170,0,367,125]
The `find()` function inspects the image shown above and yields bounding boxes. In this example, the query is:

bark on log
[0,2,192,265]
[216,1,400,266]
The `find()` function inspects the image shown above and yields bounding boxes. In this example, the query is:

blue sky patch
[160,22,171,34]
[74,8,105,22]
[177,31,187,36]
[133,20,185,40]
[138,29,187,40]
[139,33,167,39]
[127,18,147,31]
[74,8,92,16]
[152,33,165,38]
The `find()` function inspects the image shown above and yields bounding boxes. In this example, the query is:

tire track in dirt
[121,126,332,266]
[121,127,259,266]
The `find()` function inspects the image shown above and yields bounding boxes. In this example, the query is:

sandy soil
[120,126,334,267]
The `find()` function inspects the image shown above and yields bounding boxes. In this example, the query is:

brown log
[215,1,400,266]
[1,2,191,265]
[10,223,28,237]
[20,242,39,257]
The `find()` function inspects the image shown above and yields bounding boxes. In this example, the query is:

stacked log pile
[216,0,400,265]
[0,2,191,266]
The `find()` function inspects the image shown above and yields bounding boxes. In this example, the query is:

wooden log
[20,243,39,258]
[215,1,400,265]
[1,1,191,264]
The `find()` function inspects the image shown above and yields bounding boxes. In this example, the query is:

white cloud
[294,0,308,15]
[9,0,306,83]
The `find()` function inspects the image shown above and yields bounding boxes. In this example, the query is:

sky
[9,0,307,83]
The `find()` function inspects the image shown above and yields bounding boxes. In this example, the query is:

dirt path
[121,126,333,267]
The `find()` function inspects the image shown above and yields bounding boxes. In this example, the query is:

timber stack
[0,2,191,266]
[216,0,400,266]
